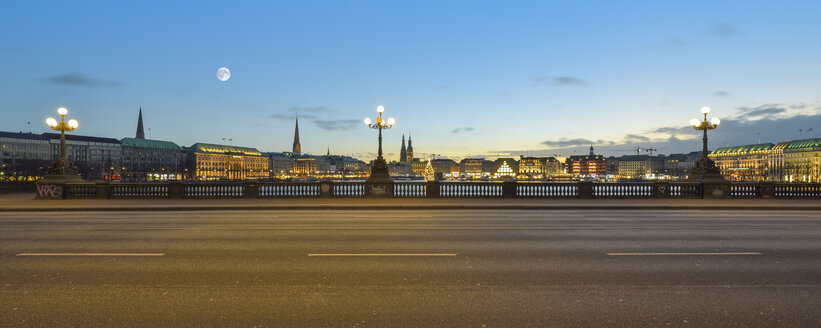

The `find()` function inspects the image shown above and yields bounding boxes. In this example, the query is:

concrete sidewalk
[1,192,820,211]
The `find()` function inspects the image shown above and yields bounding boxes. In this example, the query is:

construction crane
[610,146,658,156]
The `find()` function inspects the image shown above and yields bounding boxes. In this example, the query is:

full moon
[216,67,231,81]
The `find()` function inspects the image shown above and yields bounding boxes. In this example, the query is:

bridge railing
[40,180,821,199]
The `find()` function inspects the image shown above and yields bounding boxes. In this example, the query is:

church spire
[406,132,414,163]
[400,134,407,163]
[136,106,145,139]
[589,144,594,156]
[292,115,301,154]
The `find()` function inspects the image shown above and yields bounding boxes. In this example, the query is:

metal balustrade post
[320,181,333,197]
[653,182,670,199]
[578,181,593,199]
[168,181,185,199]
[244,182,259,199]
[95,182,111,199]
[425,181,440,198]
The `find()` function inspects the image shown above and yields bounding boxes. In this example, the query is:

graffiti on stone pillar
[37,184,63,198]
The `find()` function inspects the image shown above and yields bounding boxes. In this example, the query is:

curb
[2,205,821,212]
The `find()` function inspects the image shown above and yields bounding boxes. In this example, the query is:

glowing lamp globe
[710,117,720,126]
[700,106,711,114]
[57,107,68,115]
[364,117,372,125]
[376,105,385,113]
[46,117,58,127]
[689,118,700,127]
[68,119,79,129]
[387,117,395,126]
[376,116,383,124]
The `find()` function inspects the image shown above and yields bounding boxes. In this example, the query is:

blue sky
[2,1,821,160]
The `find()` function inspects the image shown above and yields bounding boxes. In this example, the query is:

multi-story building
[431,158,459,176]
[291,156,317,175]
[43,133,122,180]
[518,156,562,177]
[461,158,487,177]
[120,138,185,181]
[615,155,649,178]
[187,143,268,180]
[267,152,293,178]
[565,146,606,177]
[782,138,821,182]
[0,132,51,181]
[709,143,774,181]
[0,132,51,163]
[768,142,790,181]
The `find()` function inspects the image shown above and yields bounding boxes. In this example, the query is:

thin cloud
[451,127,475,134]
[540,138,612,148]
[42,72,122,87]
[736,105,786,120]
[531,76,587,87]
[714,91,731,97]
[313,119,360,131]
[270,113,318,120]
[706,23,743,37]
[623,134,650,143]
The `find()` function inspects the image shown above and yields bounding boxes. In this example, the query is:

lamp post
[37,107,85,199]
[363,105,396,193]
[45,107,79,176]
[688,106,725,181]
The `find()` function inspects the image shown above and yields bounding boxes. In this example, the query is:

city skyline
[3,1,821,160]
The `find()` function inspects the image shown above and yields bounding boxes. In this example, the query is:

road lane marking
[16,253,165,257]
[607,252,762,256]
[308,253,457,257]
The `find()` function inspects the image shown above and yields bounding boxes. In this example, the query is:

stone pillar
[95,182,111,199]
[758,182,774,199]
[702,181,731,199]
[168,181,185,199]
[320,181,333,197]
[425,181,440,198]
[578,181,593,199]
[35,182,65,200]
[244,182,259,199]
[502,180,517,198]
[653,182,670,199]
[365,182,394,197]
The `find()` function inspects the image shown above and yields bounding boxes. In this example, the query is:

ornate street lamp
[363,105,396,190]
[688,106,724,180]
[36,107,86,198]
[45,107,80,176]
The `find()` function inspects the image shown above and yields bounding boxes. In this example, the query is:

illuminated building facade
[615,155,649,178]
[187,143,268,180]
[518,156,562,177]
[291,157,317,175]
[768,142,789,181]
[493,160,515,178]
[709,143,774,181]
[565,146,606,177]
[461,158,488,177]
[782,138,821,182]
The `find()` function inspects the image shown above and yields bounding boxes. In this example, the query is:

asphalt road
[1,209,820,327]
